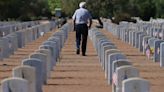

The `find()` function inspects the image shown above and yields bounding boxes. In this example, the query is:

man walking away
[72,1,92,56]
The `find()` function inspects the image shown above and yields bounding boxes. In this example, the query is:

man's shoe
[82,53,86,56]
[76,49,80,54]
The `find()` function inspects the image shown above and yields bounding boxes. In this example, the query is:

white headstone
[39,45,56,68]
[108,53,127,84]
[115,65,139,92]
[12,65,36,92]
[30,53,47,84]
[22,58,43,92]
[35,49,51,78]
[42,41,58,62]
[104,49,120,78]
[1,77,29,92]
[101,45,117,67]
[16,31,25,48]
[122,77,150,92]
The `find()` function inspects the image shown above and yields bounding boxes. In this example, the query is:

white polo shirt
[72,8,92,24]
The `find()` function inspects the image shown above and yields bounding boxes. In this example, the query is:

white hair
[79,2,86,8]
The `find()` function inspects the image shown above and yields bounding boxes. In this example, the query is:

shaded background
[0,0,163,23]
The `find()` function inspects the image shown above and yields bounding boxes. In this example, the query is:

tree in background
[86,0,111,18]
[48,0,61,15]
[129,0,156,21]
[0,0,21,20]
[61,0,111,18]
[61,0,160,22]
[0,0,50,21]
[62,0,81,17]
[154,0,164,18]
[0,0,164,21]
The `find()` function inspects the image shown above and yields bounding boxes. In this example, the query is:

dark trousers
[75,24,88,54]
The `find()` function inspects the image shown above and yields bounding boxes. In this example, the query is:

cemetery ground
[1,22,164,92]
[100,29,164,92]
[0,27,57,90]
[43,31,112,92]
[44,28,164,91]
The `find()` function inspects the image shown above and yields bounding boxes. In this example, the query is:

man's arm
[72,11,76,31]
[73,19,76,31]
[88,18,92,29]
[87,11,92,29]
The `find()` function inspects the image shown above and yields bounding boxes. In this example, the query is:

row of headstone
[0,21,56,61]
[0,21,18,27]
[104,19,164,67]
[0,21,41,37]
[89,27,150,92]
[0,23,72,92]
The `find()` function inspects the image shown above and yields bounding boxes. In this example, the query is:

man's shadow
[96,17,103,28]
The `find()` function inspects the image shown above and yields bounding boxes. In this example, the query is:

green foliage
[0,0,164,21]
[0,0,50,21]
[61,0,161,22]
[129,0,156,21]
[86,0,111,18]
[48,0,61,15]
[62,0,82,17]
[153,0,164,18]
